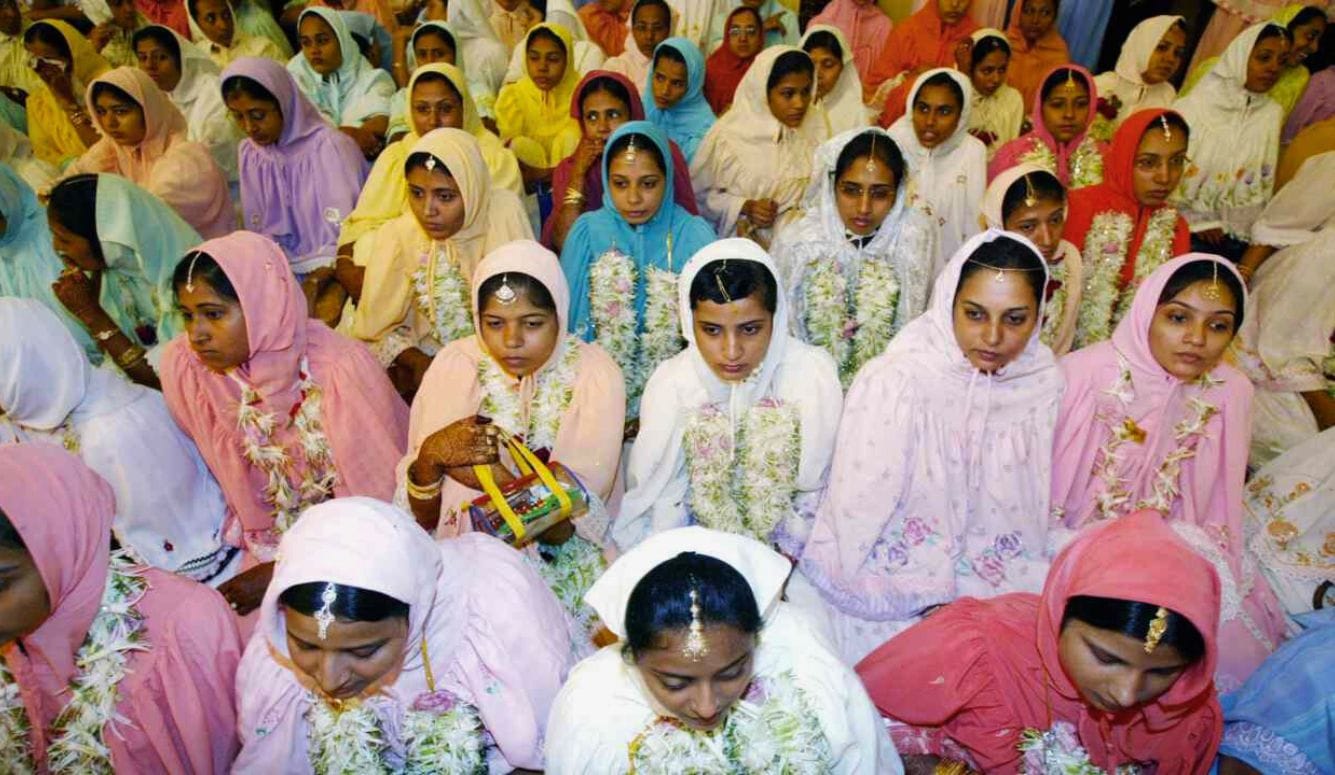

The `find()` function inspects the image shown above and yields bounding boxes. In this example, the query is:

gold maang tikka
[714,260,732,302]
[315,583,338,640]
[865,132,877,174]
[1201,261,1223,301]
[623,134,639,164]
[494,273,518,305]
[1159,114,1173,142]
[1022,173,1040,208]
[1143,606,1169,653]
[682,585,710,660]
[184,251,202,293]
[424,155,438,171]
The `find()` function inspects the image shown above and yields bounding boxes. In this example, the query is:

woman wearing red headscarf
[703,6,765,115]
[857,510,1223,774]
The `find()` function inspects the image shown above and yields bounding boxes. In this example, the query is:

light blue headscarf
[642,38,715,163]
[561,120,716,340]
[0,163,95,359]
[287,7,395,126]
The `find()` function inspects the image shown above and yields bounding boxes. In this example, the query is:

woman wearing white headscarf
[287,7,395,141]
[0,297,238,585]
[612,238,842,557]
[1091,15,1187,137]
[545,526,902,774]
[800,24,869,137]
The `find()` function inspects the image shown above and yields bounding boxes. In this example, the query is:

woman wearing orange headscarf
[1005,0,1070,106]
[864,0,978,94]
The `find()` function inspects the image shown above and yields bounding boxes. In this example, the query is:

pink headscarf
[988,64,1108,187]
[232,497,572,771]
[808,0,893,92]
[159,231,408,561]
[72,67,235,238]
[0,444,243,773]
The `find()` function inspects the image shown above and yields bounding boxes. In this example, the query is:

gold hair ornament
[425,155,438,172]
[184,251,202,293]
[682,586,710,660]
[494,274,518,305]
[1022,173,1039,208]
[623,134,639,164]
[315,583,338,640]
[714,261,732,303]
[1159,114,1173,142]
[970,259,1045,283]
[865,132,878,174]
[1201,261,1222,301]
[1144,606,1169,653]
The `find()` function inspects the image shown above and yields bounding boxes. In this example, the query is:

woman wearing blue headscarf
[560,120,715,418]
[642,37,715,163]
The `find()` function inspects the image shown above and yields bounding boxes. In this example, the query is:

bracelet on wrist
[406,467,444,500]
[115,344,147,369]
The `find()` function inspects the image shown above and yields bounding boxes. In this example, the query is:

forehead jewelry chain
[315,583,338,640]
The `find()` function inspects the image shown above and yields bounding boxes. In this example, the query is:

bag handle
[472,429,573,542]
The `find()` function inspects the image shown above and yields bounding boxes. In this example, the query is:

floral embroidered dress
[799,229,1063,665]
[989,64,1108,191]
[772,127,937,386]
[1050,254,1288,690]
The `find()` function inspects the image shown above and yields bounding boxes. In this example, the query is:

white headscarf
[152,25,241,182]
[966,27,1025,158]
[800,24,868,136]
[1094,15,1184,122]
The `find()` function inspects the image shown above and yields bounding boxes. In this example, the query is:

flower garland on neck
[802,254,901,387]
[1040,257,1070,349]
[1074,207,1178,348]
[476,333,581,453]
[627,670,833,774]
[1089,354,1223,521]
[0,551,148,774]
[1019,136,1105,190]
[1018,721,1143,774]
[231,356,339,544]
[587,247,684,413]
[305,685,487,774]
[410,240,473,348]
[682,397,800,543]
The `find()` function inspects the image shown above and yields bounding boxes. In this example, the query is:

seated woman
[963,28,1025,160]
[886,68,986,273]
[22,20,111,167]
[160,231,408,613]
[232,497,573,773]
[1062,108,1191,348]
[1091,15,1187,139]
[808,0,892,95]
[863,0,978,106]
[858,510,1223,774]
[544,70,697,251]
[990,64,1107,191]
[221,57,368,275]
[643,37,714,163]
[772,127,936,386]
[288,7,395,159]
[65,67,234,238]
[982,163,1083,355]
[1173,23,1289,260]
[494,23,583,191]
[702,6,763,116]
[1051,254,1287,688]
[383,22,459,140]
[692,46,825,247]
[132,25,241,186]
[0,443,243,773]
[801,26,867,137]
[799,229,1062,664]
[612,239,842,554]
[561,121,714,414]
[186,0,290,69]
[0,298,239,585]
[348,129,532,396]
[545,526,901,773]
[1003,0,1068,107]
[46,173,202,389]
[578,0,629,58]
[600,0,671,91]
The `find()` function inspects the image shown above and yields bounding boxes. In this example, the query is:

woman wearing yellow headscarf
[339,63,522,246]
[22,20,110,167]
[494,22,583,175]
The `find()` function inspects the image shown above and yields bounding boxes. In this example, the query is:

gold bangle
[562,187,586,207]
[116,344,146,369]
[406,470,444,500]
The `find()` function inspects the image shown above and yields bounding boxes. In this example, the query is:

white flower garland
[803,257,901,387]
[1041,257,1070,349]
[410,242,473,347]
[1018,137,1104,190]
[305,691,486,774]
[0,552,148,774]
[587,248,683,412]
[231,356,339,541]
[527,535,607,636]
[682,399,801,543]
[627,671,834,774]
[1075,208,1178,348]
[637,266,683,405]
[1018,721,1141,774]
[477,334,581,452]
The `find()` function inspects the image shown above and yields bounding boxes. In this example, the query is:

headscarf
[800,24,867,136]
[856,510,1223,774]
[1093,15,1184,126]
[493,22,583,168]
[577,0,629,57]
[24,20,110,166]
[561,120,717,339]
[74,67,235,238]
[642,37,714,162]
[287,7,395,126]
[599,0,662,88]
[158,231,408,559]
[184,0,291,67]
[234,498,572,771]
[1004,0,1071,106]
[807,0,893,92]
[1186,5,1323,120]
[966,27,1026,158]
[703,6,761,115]
[223,57,368,272]
[989,64,1106,188]
[140,24,240,182]
[864,0,978,87]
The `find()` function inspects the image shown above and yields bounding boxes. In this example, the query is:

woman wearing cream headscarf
[22,20,110,166]
[185,0,290,68]
[801,24,869,136]
[1091,15,1187,138]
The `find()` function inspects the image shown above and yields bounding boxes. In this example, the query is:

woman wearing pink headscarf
[160,231,408,614]
[64,66,234,238]
[232,497,572,773]
[808,0,893,93]
[0,443,243,773]
[988,64,1107,191]
[1050,254,1287,689]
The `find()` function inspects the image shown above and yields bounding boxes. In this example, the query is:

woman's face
[1131,121,1189,208]
[412,30,456,66]
[49,215,103,272]
[478,288,560,378]
[406,164,466,242]
[634,623,756,732]
[108,0,137,30]
[936,0,969,26]
[225,92,284,146]
[284,607,409,702]
[1288,16,1327,65]
[651,56,688,110]
[1003,195,1066,262]
[952,268,1039,373]
[911,83,962,149]
[608,145,666,225]
[1017,0,1057,44]
[808,45,843,100]
[835,153,897,237]
[299,14,342,76]
[692,292,774,383]
[580,89,631,143]
[631,3,670,58]
[526,35,568,92]
[93,89,147,147]
[24,38,72,88]
[766,71,812,128]
[1244,34,1288,93]
[1058,618,1192,714]
[178,276,250,373]
[1147,278,1238,382]
[193,0,235,48]
[0,543,51,648]
[971,49,1009,97]
[1040,76,1090,144]
[726,12,762,59]
[410,78,463,135]
[135,37,182,92]
[1142,24,1187,86]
